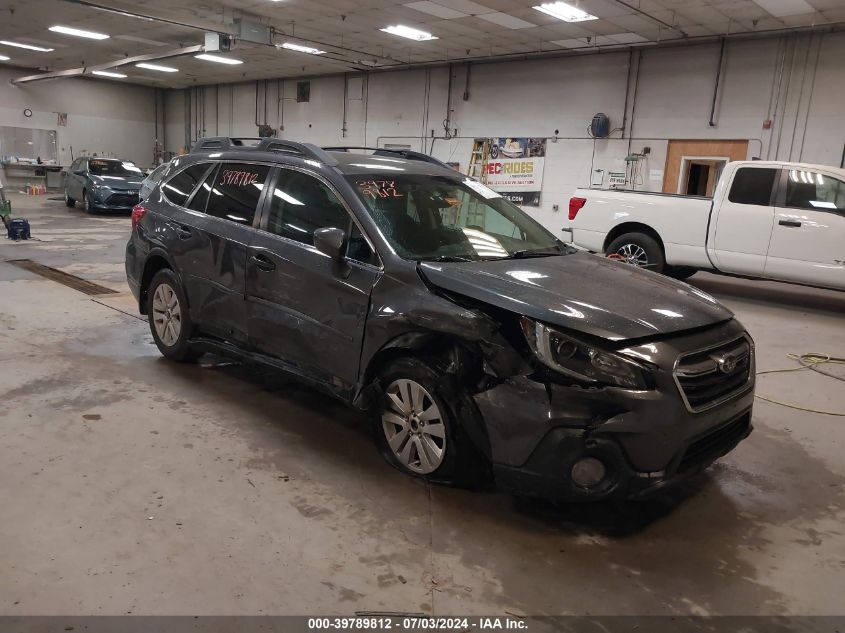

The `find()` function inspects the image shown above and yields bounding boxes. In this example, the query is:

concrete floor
[1,192,844,616]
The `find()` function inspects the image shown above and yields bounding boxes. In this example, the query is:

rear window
[728,167,777,206]
[162,164,211,207]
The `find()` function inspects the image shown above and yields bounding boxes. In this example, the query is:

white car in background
[564,160,845,291]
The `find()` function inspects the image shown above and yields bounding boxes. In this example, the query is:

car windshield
[88,160,142,177]
[347,173,569,261]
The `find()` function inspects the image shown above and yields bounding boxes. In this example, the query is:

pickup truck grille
[674,336,752,412]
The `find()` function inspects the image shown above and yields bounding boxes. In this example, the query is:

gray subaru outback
[125,137,754,501]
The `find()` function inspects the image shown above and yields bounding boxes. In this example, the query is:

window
[728,167,777,206]
[346,174,564,262]
[784,170,845,212]
[268,170,350,245]
[162,164,211,207]
[88,159,142,177]
[348,224,378,266]
[204,163,270,225]
[188,165,217,213]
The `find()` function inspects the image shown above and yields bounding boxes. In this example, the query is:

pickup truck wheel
[373,357,486,487]
[607,233,665,274]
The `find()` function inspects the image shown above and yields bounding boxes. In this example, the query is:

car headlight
[520,317,652,390]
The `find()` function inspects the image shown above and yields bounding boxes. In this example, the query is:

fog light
[571,457,606,488]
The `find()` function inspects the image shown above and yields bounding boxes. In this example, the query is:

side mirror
[74,170,85,176]
[313,227,348,261]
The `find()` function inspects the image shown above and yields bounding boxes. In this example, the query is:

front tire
[82,189,93,213]
[65,192,75,207]
[146,269,199,362]
[606,232,665,274]
[373,357,484,486]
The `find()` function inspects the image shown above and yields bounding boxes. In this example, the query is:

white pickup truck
[563,160,845,291]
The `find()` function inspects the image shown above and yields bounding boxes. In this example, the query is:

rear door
[245,167,381,394]
[710,166,778,276]
[764,168,845,289]
[179,161,273,343]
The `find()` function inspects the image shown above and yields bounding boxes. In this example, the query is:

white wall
[162,31,845,230]
[0,67,158,167]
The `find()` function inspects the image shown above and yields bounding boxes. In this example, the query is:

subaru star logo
[716,354,738,374]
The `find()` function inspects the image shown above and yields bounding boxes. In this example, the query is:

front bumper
[91,189,140,210]
[474,319,755,501]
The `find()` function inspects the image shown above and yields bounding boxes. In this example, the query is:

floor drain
[5,259,119,296]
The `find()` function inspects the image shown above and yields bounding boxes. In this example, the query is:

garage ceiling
[1,0,843,87]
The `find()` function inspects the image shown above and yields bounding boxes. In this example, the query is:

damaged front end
[359,264,753,502]
[471,315,754,502]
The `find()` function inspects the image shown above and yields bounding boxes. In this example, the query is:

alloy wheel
[152,283,182,347]
[616,243,649,267]
[382,379,446,474]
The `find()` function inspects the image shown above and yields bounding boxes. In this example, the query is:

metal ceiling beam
[11,44,204,84]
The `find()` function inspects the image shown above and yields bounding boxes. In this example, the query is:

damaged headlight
[520,317,652,390]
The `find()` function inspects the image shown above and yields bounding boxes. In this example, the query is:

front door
[69,159,85,199]
[246,167,381,394]
[710,165,778,276]
[765,168,845,290]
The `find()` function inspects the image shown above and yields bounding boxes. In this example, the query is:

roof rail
[190,137,338,167]
[323,146,452,169]
[190,137,263,152]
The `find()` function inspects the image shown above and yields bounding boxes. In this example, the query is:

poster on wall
[478,137,546,206]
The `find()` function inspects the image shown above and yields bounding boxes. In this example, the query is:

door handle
[250,254,276,272]
[779,219,802,228]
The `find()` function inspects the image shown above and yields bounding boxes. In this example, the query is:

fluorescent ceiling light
[49,25,110,40]
[136,62,178,72]
[533,2,597,22]
[0,40,55,52]
[752,0,814,17]
[280,42,326,55]
[380,25,438,41]
[92,70,127,78]
[195,53,243,65]
[0,54,9,61]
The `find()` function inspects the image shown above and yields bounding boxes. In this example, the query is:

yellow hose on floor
[756,353,845,416]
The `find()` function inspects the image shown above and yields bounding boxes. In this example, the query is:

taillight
[131,204,147,229]
[568,197,587,221]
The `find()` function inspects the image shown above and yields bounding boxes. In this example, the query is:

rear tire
[146,269,200,363]
[373,357,486,487]
[606,232,665,274]
[65,192,75,208]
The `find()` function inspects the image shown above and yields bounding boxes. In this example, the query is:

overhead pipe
[796,33,822,161]
[610,0,688,38]
[708,38,727,127]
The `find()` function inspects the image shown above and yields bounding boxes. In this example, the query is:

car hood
[90,174,144,189]
[418,252,733,342]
